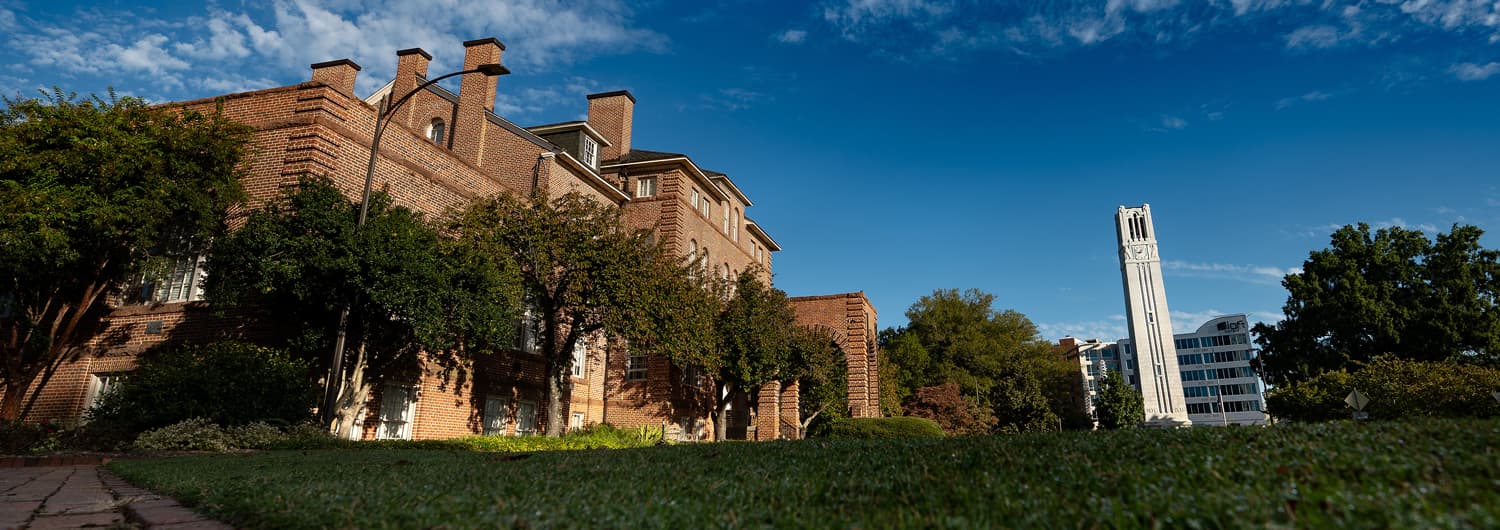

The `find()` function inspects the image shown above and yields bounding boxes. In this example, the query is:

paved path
[1,464,231,529]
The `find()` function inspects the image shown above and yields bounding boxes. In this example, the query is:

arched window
[688,240,698,279]
[427,118,446,144]
[732,209,740,242]
[701,249,710,274]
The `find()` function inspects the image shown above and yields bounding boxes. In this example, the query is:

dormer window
[427,119,446,144]
[581,135,598,168]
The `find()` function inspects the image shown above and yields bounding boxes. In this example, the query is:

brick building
[8,38,878,440]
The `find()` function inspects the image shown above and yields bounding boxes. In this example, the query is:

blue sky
[4,0,1499,341]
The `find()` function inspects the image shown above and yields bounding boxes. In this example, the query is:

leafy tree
[206,176,519,435]
[450,193,714,437]
[0,92,249,420]
[1266,356,1500,422]
[903,383,996,435]
[1254,224,1500,385]
[878,288,1084,433]
[707,271,804,441]
[1093,370,1143,429]
[87,341,316,433]
[789,326,847,438]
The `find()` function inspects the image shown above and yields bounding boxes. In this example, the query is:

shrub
[0,420,50,454]
[1267,356,1500,422]
[826,417,944,439]
[133,418,301,451]
[903,384,997,435]
[89,341,317,434]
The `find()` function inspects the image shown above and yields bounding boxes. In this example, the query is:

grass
[107,418,1500,529]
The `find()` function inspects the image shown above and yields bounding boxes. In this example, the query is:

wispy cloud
[1038,317,1127,342]
[1372,217,1438,233]
[775,29,808,44]
[1449,62,1500,81]
[1145,114,1188,132]
[4,1,666,102]
[1161,260,1301,285]
[816,1,1500,61]
[685,87,771,112]
[1276,90,1331,110]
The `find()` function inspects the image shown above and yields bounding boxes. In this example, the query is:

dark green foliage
[791,326,848,437]
[1267,357,1500,422]
[450,193,713,436]
[826,416,945,439]
[1094,370,1144,429]
[108,419,1500,528]
[0,91,249,419]
[879,288,1087,433]
[708,271,807,440]
[266,423,666,451]
[1255,224,1500,385]
[206,176,520,431]
[87,341,316,433]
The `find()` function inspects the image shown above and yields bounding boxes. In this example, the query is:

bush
[0,420,51,454]
[132,418,305,451]
[89,341,317,434]
[1267,356,1500,422]
[266,423,666,451]
[903,384,996,435]
[826,417,944,439]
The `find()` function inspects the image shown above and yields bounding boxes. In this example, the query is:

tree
[206,176,518,435]
[878,288,1084,433]
[789,326,847,437]
[903,383,996,435]
[1093,370,1143,429]
[1266,356,1500,422]
[1254,223,1500,385]
[450,193,714,436]
[0,92,250,420]
[709,270,802,441]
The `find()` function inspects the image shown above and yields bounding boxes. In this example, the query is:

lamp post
[322,63,509,430]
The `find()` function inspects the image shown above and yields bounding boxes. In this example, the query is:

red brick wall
[790,292,881,418]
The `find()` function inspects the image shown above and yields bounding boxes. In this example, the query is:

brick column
[779,380,800,439]
[391,48,431,129]
[755,382,781,441]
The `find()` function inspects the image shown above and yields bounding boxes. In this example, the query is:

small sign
[1353,411,1369,420]
[1345,389,1369,411]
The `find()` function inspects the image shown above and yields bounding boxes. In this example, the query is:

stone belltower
[1116,205,1189,425]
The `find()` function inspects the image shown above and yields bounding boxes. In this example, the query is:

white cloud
[1285,24,1343,48]
[1449,61,1500,81]
[1038,317,1128,342]
[1161,260,1300,285]
[1372,217,1438,233]
[1276,90,1331,109]
[4,0,665,103]
[776,29,809,44]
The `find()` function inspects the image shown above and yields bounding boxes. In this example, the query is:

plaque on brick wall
[145,320,164,335]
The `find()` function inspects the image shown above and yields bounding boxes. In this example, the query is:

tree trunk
[333,341,373,439]
[713,381,734,441]
[799,408,823,436]
[545,372,565,437]
[0,381,28,421]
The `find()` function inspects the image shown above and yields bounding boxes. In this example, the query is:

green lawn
[107,419,1500,529]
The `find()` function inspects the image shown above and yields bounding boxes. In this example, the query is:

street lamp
[322,63,510,429]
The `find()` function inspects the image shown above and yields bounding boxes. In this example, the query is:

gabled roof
[525,121,612,147]
[603,149,728,202]
[745,217,780,251]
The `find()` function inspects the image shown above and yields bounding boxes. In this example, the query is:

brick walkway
[0,465,231,529]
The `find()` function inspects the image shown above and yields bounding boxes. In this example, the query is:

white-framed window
[482,396,511,435]
[699,196,711,218]
[427,118,446,144]
[570,412,585,431]
[581,136,598,168]
[626,355,648,381]
[515,401,538,436]
[83,373,125,412]
[690,189,699,212]
[687,240,698,280]
[722,204,730,234]
[732,209,740,241]
[701,249,710,275]
[376,384,417,440]
[635,177,657,198]
[515,302,540,354]
[722,263,730,282]
[571,336,587,378]
[140,255,207,303]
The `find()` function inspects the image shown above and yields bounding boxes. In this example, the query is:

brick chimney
[453,37,504,166]
[310,59,361,98]
[390,48,431,129]
[587,90,634,161]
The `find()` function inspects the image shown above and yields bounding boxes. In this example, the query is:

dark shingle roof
[607,149,688,165]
